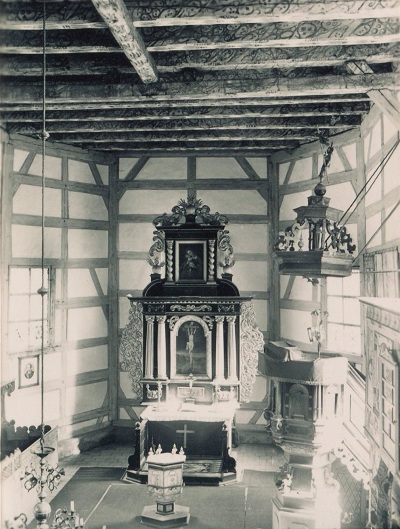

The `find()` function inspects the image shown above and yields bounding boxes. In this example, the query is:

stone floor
[57,441,285,492]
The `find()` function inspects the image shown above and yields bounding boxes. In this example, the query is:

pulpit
[120,197,264,484]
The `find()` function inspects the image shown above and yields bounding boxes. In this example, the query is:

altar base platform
[141,505,190,528]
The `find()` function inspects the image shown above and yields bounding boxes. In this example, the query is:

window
[326,271,361,355]
[8,266,54,353]
[364,247,400,297]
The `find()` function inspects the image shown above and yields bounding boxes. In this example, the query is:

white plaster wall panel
[280,276,313,301]
[279,162,291,185]
[280,308,312,344]
[252,299,268,332]
[366,212,382,248]
[119,407,132,420]
[119,297,130,328]
[13,185,61,217]
[67,307,108,341]
[95,268,108,295]
[246,158,267,179]
[383,149,400,195]
[364,121,382,160]
[119,189,184,214]
[68,192,108,221]
[7,390,60,425]
[288,157,313,183]
[13,149,30,172]
[382,114,398,142]
[227,224,268,253]
[55,271,62,299]
[119,259,150,290]
[96,164,109,185]
[385,203,400,242]
[28,154,62,179]
[279,191,310,222]
[233,261,269,291]
[119,157,139,179]
[67,345,108,376]
[199,190,267,215]
[12,225,61,258]
[67,269,99,298]
[136,157,187,180]
[68,160,95,184]
[43,351,62,382]
[327,322,361,354]
[65,381,107,416]
[323,182,355,211]
[364,168,382,207]
[119,222,155,251]
[342,143,357,168]
[68,229,108,258]
[197,157,247,179]
[119,371,137,399]
[69,418,98,435]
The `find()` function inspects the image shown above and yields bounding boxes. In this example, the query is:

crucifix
[176,424,195,449]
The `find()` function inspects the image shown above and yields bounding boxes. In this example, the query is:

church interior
[1,1,399,528]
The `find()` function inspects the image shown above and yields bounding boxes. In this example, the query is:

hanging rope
[38,0,49,453]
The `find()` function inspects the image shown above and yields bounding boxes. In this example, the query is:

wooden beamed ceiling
[1,0,399,155]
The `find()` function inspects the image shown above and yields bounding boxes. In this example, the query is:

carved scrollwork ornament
[240,301,264,403]
[202,315,214,330]
[147,230,165,270]
[168,315,180,331]
[119,302,143,398]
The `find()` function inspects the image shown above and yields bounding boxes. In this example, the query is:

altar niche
[171,316,211,379]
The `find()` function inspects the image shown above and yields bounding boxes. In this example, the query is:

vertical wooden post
[108,158,119,422]
[267,156,280,341]
[187,157,196,198]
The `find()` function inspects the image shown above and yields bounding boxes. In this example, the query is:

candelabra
[50,502,85,528]
[307,309,328,357]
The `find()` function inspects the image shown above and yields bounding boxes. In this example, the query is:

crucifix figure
[187,373,195,397]
[176,424,195,449]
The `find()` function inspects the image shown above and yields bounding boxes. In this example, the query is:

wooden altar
[120,197,264,484]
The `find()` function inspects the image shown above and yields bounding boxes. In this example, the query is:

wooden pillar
[267,156,280,340]
[215,316,225,380]
[226,316,238,380]
[156,315,167,379]
[145,316,155,379]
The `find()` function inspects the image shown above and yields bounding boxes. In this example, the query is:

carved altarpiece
[119,198,264,481]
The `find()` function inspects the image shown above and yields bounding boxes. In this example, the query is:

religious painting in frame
[170,315,212,380]
[175,241,207,282]
[18,354,39,389]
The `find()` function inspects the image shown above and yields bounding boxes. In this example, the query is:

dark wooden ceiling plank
[2,44,399,76]
[8,118,360,135]
[3,72,398,103]
[0,96,370,113]
[90,0,158,84]
[2,0,397,29]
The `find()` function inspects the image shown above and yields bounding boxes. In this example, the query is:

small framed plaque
[19,354,39,389]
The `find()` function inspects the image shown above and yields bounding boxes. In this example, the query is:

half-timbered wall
[1,132,114,451]
[116,155,271,429]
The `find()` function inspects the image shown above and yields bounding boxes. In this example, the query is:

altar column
[215,316,225,380]
[145,316,155,379]
[156,315,167,379]
[226,316,238,380]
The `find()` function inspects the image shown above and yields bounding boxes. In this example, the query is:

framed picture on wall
[176,241,207,282]
[19,354,39,389]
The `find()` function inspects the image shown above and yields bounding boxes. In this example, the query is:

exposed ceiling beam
[90,0,158,84]
[2,0,398,30]
[2,20,399,54]
[3,73,398,104]
[346,60,400,129]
